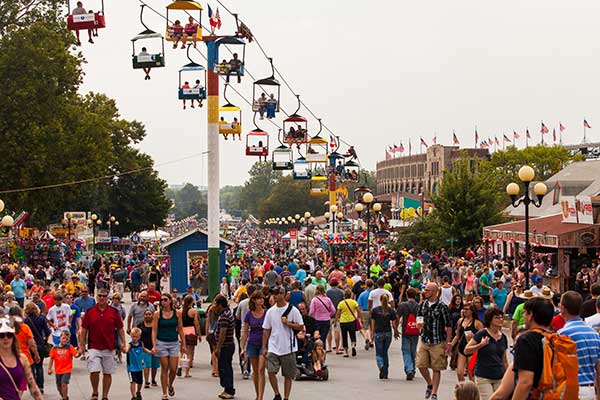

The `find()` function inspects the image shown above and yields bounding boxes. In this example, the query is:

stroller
[294,332,329,381]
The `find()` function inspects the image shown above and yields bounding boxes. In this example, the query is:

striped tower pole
[206,40,221,300]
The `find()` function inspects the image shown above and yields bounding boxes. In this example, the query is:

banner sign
[289,228,298,250]
[576,196,594,224]
[560,196,578,223]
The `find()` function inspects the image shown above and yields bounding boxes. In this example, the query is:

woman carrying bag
[334,289,361,358]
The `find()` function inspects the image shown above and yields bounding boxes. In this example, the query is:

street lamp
[506,165,547,289]
[64,212,73,240]
[107,215,118,251]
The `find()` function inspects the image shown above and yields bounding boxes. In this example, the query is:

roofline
[162,228,234,248]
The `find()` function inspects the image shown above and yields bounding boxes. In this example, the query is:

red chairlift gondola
[67,0,105,45]
[246,114,269,159]
[283,95,308,146]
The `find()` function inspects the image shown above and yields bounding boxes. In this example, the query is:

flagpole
[409,138,412,156]
[584,117,587,143]
[475,126,478,148]
[541,120,545,146]
[526,127,529,148]
[503,135,505,151]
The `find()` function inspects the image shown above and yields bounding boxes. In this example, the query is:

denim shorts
[246,343,263,358]
[155,340,180,357]
[55,373,71,385]
[142,351,160,369]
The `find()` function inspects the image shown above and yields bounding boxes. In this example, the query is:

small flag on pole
[503,134,511,143]
[584,119,592,129]
[420,137,428,147]
[526,128,531,139]
[513,130,520,139]
[432,134,437,145]
[475,128,479,146]
[540,122,549,134]
[453,132,460,145]
[495,136,500,146]
[552,128,556,142]
[385,150,392,160]
[559,122,566,132]
[398,142,405,153]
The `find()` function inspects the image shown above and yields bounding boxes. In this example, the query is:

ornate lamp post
[0,198,14,239]
[106,215,118,251]
[354,203,364,247]
[506,165,547,289]
[88,213,100,257]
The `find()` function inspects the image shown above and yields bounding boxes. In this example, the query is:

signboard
[64,211,88,224]
[289,228,298,250]
[560,196,578,223]
[576,196,594,224]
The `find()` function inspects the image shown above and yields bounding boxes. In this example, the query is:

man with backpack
[396,287,420,381]
[512,297,579,400]
[558,291,600,400]
[262,286,304,400]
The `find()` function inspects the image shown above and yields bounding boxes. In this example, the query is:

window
[418,163,425,177]
[411,164,417,177]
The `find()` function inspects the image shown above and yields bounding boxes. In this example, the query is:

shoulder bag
[344,300,362,330]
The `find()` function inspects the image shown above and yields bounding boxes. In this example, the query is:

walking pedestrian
[48,331,79,400]
[557,290,600,400]
[369,293,398,379]
[240,291,266,400]
[181,294,202,378]
[80,288,126,400]
[309,285,335,351]
[24,302,51,394]
[262,286,304,400]
[151,292,186,400]
[334,288,361,358]
[137,309,159,388]
[464,307,508,399]
[450,302,482,383]
[416,282,452,400]
[396,287,420,380]
[212,295,236,399]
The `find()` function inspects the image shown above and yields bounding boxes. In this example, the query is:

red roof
[484,214,592,236]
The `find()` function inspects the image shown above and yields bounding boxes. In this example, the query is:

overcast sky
[80,0,600,187]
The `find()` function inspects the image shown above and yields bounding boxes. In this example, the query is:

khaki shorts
[415,341,448,371]
[361,313,371,330]
[87,349,117,374]
[266,352,297,379]
[330,319,341,332]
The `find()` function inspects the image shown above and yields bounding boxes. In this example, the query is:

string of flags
[385,119,593,158]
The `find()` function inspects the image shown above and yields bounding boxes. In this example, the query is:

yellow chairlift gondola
[166,0,203,49]
[252,58,280,120]
[306,120,328,163]
[310,174,329,197]
[219,83,242,139]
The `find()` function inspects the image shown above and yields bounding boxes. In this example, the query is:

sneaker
[242,371,250,380]
[88,38,94,44]
[220,394,234,400]
[425,385,433,399]
[151,381,158,387]
[364,340,370,351]
[273,394,282,400]
[406,372,414,381]
[378,367,384,379]
[351,347,357,357]
[136,392,142,400]
[431,395,438,400]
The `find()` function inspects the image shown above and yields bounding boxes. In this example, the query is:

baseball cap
[0,318,15,334]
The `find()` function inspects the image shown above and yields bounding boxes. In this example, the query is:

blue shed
[162,228,233,292]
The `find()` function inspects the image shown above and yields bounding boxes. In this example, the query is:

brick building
[376,144,489,196]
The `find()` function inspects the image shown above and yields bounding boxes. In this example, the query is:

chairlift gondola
[214,36,246,83]
[166,1,202,48]
[178,45,206,109]
[67,0,105,44]
[283,95,308,145]
[272,144,293,171]
[252,58,280,119]
[246,115,269,158]
[343,160,360,182]
[219,83,241,136]
[292,157,311,180]
[306,135,328,163]
[131,6,165,80]
[310,175,329,197]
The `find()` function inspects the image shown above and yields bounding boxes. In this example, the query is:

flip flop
[168,386,175,396]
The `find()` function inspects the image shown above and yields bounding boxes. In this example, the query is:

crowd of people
[0,223,600,400]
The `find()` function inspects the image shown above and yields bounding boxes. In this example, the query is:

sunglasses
[160,298,169,302]
[0,333,14,339]
[493,314,504,318]
[97,294,108,298]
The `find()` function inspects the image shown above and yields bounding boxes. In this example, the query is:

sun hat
[0,317,15,334]
[540,286,554,299]
[519,290,536,300]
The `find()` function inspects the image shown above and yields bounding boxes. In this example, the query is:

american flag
[526,128,531,139]
[453,132,460,145]
[420,137,428,147]
[513,130,520,139]
[398,142,405,153]
[503,134,511,143]
[541,122,549,134]
[495,136,500,146]
[559,122,566,132]
[584,119,592,129]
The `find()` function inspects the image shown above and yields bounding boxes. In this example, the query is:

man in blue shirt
[65,294,81,348]
[287,259,298,275]
[10,274,27,308]
[294,266,307,287]
[73,287,96,313]
[558,290,600,400]
[357,279,373,350]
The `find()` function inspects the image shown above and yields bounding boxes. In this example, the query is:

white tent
[138,229,171,241]
[39,231,55,240]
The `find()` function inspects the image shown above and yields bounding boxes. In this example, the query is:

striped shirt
[216,308,235,346]
[558,317,600,385]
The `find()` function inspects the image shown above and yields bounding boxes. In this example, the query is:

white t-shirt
[440,286,453,306]
[585,313,600,330]
[47,303,72,336]
[236,298,250,328]
[368,288,393,309]
[531,285,543,297]
[262,303,304,356]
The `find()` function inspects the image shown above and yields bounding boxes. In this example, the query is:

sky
[80,0,600,187]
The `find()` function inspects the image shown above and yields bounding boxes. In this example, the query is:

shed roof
[162,228,234,248]
[484,213,592,236]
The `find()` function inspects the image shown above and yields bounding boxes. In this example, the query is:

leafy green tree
[0,0,64,34]
[220,185,243,217]
[258,176,325,220]
[431,158,504,252]
[239,162,282,216]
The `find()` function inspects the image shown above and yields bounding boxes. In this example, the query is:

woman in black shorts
[450,302,482,382]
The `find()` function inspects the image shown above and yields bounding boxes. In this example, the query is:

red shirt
[42,295,55,311]
[147,290,161,305]
[550,314,565,332]
[81,305,123,351]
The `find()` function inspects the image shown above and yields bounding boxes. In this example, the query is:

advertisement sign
[64,211,88,225]
[560,196,578,223]
[289,228,298,250]
[576,196,594,224]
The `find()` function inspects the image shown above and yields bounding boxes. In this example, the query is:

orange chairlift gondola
[252,58,280,120]
[219,83,242,139]
[272,130,293,171]
[283,95,309,146]
[306,119,328,163]
[246,113,269,160]
[131,5,165,80]
[214,36,246,83]
[165,0,202,49]
[67,0,105,45]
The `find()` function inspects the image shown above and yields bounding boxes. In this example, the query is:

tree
[239,161,282,216]
[258,176,325,220]
[167,183,206,219]
[220,185,243,217]
[430,158,504,252]
[480,145,584,193]
[0,0,64,34]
